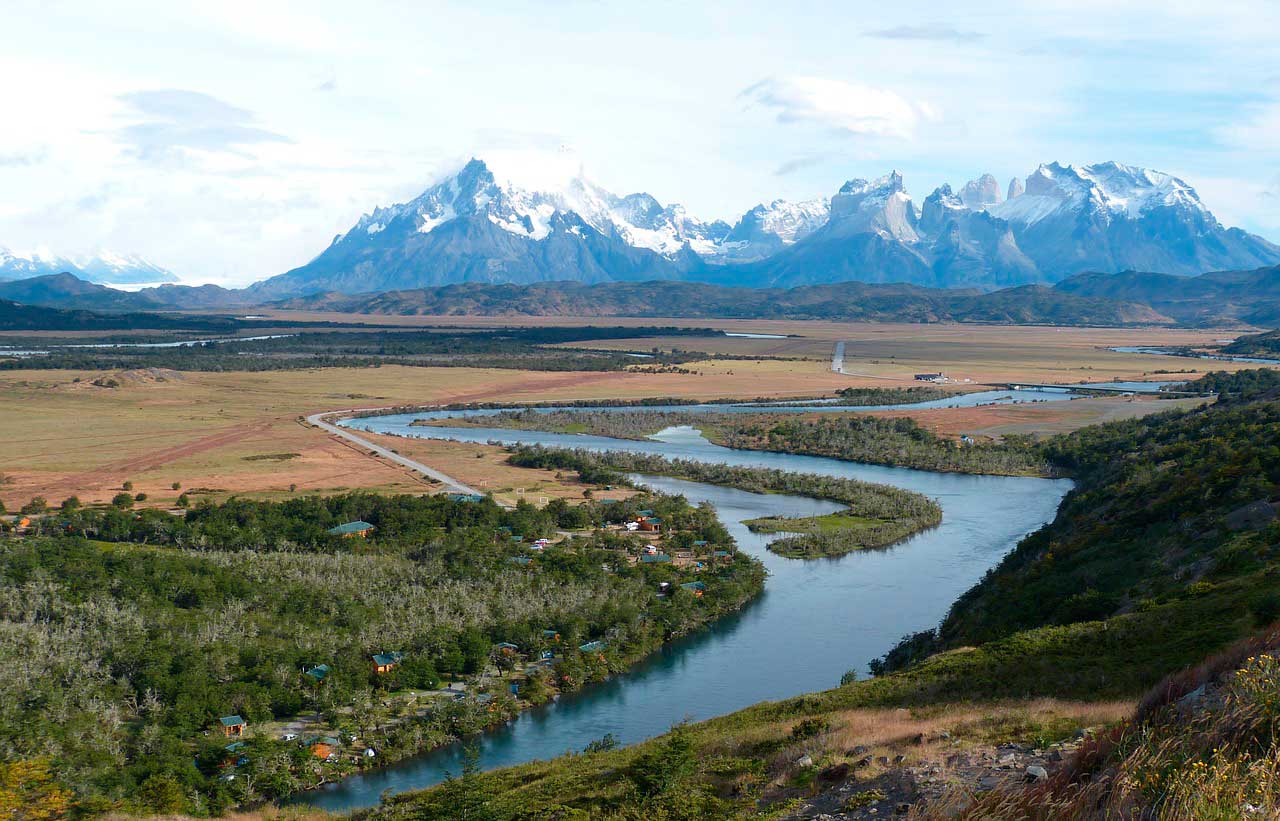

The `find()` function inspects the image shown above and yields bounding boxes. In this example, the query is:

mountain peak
[959,173,1003,209]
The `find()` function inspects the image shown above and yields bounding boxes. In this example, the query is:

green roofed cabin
[304,664,331,682]
[640,553,671,564]
[680,581,707,597]
[579,640,606,653]
[328,520,375,538]
[448,493,485,503]
[219,715,247,737]
[371,652,403,674]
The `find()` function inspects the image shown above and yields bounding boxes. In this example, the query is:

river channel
[294,409,1071,811]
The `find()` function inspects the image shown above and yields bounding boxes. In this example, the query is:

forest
[0,491,763,814]
[506,445,942,557]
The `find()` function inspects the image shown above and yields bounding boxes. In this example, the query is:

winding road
[305,411,482,496]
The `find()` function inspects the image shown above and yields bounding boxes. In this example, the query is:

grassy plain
[0,318,1256,509]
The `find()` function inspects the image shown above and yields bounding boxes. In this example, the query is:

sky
[1,0,1277,286]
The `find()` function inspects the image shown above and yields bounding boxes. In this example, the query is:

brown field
[869,395,1212,439]
[0,319,1264,509]
[357,434,637,507]
[0,361,857,509]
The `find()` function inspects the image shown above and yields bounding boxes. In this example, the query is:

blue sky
[0,0,1277,284]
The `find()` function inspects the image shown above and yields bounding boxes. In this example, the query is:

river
[293,413,1071,811]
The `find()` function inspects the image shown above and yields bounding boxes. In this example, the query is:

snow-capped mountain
[253,157,824,297]
[255,156,1280,297]
[0,246,177,285]
[727,162,1280,290]
[719,198,830,262]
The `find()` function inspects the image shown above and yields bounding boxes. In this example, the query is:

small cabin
[496,642,520,656]
[640,553,671,564]
[541,629,560,643]
[309,737,340,760]
[509,556,533,566]
[680,581,707,597]
[328,520,375,538]
[304,664,330,683]
[219,715,247,737]
[578,640,606,654]
[448,493,485,503]
[914,372,946,382]
[371,652,403,674]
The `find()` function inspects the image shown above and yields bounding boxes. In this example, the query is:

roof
[681,581,707,592]
[327,520,375,535]
[371,652,403,666]
[220,715,246,726]
[640,553,671,563]
[578,640,606,652]
[713,550,731,557]
[510,556,533,566]
[304,664,331,681]
[496,642,519,650]
[448,493,485,502]
[541,629,560,637]
[224,742,246,753]
[693,540,709,546]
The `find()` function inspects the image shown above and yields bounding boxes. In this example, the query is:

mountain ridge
[252,158,1280,298]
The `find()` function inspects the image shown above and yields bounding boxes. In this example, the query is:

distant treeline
[0,326,735,373]
[430,406,1052,477]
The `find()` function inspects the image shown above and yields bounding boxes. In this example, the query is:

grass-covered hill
[361,370,1280,819]
[274,280,1172,327]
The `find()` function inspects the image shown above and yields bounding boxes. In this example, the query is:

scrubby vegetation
[424,404,1050,476]
[834,385,968,405]
[506,445,943,557]
[719,414,1052,476]
[0,492,762,814]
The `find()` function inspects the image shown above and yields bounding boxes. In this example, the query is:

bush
[60,496,81,511]
[111,493,135,508]
[20,497,47,515]
[134,493,147,502]
[1251,592,1280,627]
[122,481,133,491]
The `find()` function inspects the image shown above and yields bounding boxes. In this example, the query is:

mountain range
[0,246,178,286]
[251,158,1280,298]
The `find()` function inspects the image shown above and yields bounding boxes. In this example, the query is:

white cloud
[114,89,291,162]
[741,77,938,141]
[1217,102,1280,153]
[865,24,985,43]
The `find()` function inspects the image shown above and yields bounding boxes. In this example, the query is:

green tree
[437,744,496,820]
[111,493,134,509]
[629,722,697,797]
[21,497,47,515]
[136,773,186,814]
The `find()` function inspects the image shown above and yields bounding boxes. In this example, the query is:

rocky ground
[780,733,1088,819]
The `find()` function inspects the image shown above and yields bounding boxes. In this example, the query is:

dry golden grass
[358,434,636,507]
[0,361,845,508]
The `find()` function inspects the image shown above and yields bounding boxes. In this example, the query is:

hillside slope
[274,279,1173,326]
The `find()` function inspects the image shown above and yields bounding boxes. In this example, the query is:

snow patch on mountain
[990,161,1207,225]
[0,245,177,284]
